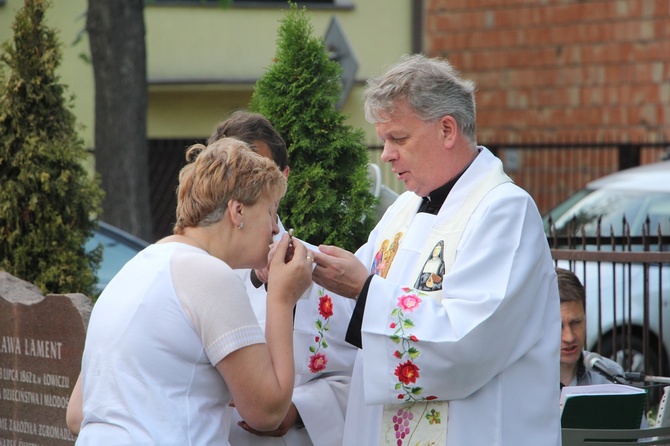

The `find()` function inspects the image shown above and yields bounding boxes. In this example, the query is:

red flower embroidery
[308,289,333,373]
[318,295,333,318]
[308,353,327,373]
[394,360,420,385]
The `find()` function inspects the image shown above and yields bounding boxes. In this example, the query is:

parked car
[85,221,149,294]
[543,160,670,386]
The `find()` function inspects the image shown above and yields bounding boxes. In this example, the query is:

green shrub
[0,0,104,296]
[250,3,376,252]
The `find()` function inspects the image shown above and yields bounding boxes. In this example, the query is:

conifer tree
[250,3,376,252]
[0,0,104,295]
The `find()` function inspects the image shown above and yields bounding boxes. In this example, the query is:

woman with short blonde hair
[70,137,314,445]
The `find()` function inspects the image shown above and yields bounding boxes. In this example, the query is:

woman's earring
[238,222,244,230]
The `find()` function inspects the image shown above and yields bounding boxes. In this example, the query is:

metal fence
[548,218,670,403]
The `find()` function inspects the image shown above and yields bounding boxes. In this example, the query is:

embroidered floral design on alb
[308,289,332,373]
[390,287,438,404]
[308,352,327,373]
[382,287,444,446]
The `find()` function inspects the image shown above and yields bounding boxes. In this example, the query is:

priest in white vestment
[312,54,561,446]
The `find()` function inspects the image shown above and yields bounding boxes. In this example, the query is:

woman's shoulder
[171,247,234,278]
[169,248,246,307]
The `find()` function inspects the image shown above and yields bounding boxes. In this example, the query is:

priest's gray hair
[363,54,477,143]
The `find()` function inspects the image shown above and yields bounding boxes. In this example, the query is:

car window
[646,199,670,236]
[543,189,590,233]
[85,231,142,291]
[545,189,670,237]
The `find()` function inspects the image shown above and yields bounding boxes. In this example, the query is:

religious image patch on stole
[371,231,403,278]
[413,240,446,291]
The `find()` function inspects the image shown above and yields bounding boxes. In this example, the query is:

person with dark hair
[209,111,357,446]
[557,267,648,428]
[68,138,314,445]
[557,267,625,387]
[311,54,561,445]
[208,110,290,175]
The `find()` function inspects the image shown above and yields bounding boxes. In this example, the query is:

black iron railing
[548,216,670,404]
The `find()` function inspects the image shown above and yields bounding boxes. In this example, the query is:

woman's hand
[266,233,313,305]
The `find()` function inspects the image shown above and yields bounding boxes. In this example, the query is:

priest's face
[560,300,586,372]
[376,102,452,197]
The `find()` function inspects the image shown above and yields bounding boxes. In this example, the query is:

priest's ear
[439,115,459,149]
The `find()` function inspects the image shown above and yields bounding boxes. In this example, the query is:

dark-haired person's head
[208,111,289,176]
[556,267,587,386]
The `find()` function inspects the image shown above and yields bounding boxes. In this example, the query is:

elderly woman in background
[69,138,314,445]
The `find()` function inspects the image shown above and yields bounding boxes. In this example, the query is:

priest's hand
[312,245,368,299]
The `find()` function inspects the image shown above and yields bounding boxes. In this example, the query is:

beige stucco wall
[0,0,409,190]
[143,2,411,146]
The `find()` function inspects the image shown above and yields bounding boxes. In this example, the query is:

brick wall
[425,0,670,145]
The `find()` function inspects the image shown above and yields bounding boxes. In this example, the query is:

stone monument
[0,272,92,446]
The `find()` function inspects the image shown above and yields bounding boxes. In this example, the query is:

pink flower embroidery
[397,294,422,312]
[308,289,332,373]
[308,352,327,373]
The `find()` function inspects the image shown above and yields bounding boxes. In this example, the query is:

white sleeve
[170,250,265,366]
[293,373,352,446]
